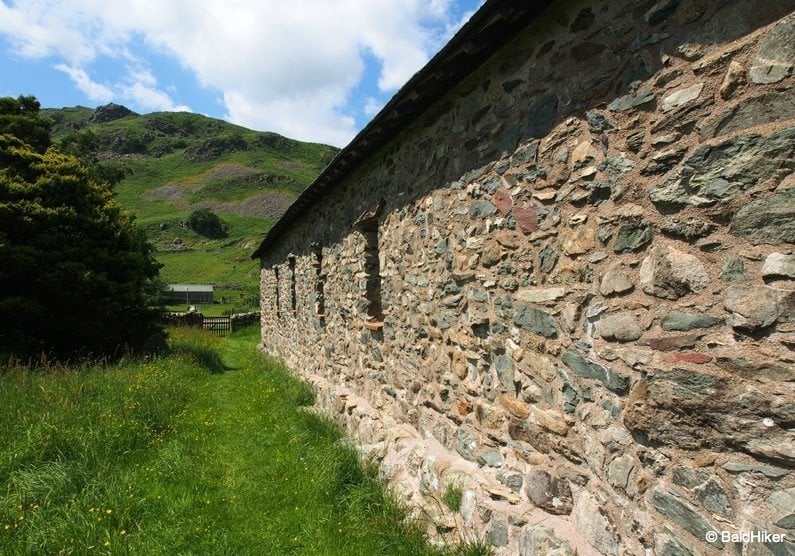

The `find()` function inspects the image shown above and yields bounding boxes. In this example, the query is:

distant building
[164,284,214,305]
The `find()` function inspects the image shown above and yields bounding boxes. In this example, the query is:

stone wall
[257,1,795,554]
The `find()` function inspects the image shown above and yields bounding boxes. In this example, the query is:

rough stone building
[253,1,795,553]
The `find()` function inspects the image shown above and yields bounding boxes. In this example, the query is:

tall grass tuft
[1,327,488,555]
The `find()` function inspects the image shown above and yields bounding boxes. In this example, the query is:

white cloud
[363,96,383,118]
[53,63,114,102]
[0,0,482,145]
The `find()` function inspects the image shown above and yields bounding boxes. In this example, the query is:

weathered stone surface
[492,189,513,215]
[572,490,620,554]
[650,128,795,207]
[498,395,530,419]
[516,287,566,304]
[257,5,795,553]
[560,227,595,256]
[613,222,653,253]
[529,406,569,436]
[561,348,629,394]
[525,470,573,515]
[598,313,642,342]
[600,262,634,296]
[715,356,795,382]
[478,450,504,467]
[469,200,497,218]
[526,94,558,139]
[514,205,538,234]
[651,489,723,548]
[494,354,515,391]
[512,141,538,166]
[513,305,558,338]
[509,418,553,453]
[640,245,708,300]
[722,461,789,478]
[672,468,733,517]
[665,352,713,364]
[608,89,655,112]
[645,0,680,25]
[724,285,794,330]
[661,217,716,240]
[519,525,574,556]
[586,110,614,132]
[624,368,794,465]
[641,147,687,175]
[486,517,509,547]
[719,60,744,100]
[631,32,671,52]
[700,90,795,138]
[767,488,795,529]
[748,14,795,84]
[731,187,795,244]
[661,83,703,112]
[719,256,749,282]
[539,245,559,274]
[601,155,635,178]
[661,312,723,332]
[762,253,795,279]
[455,428,478,461]
[645,333,703,351]
[654,528,695,556]
[607,454,635,492]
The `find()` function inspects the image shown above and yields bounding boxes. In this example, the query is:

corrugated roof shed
[167,284,214,293]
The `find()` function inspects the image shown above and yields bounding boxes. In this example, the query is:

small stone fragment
[724,285,794,330]
[661,83,704,112]
[608,89,655,112]
[719,256,749,282]
[731,187,795,245]
[762,252,795,279]
[640,245,708,300]
[645,0,680,25]
[613,222,653,253]
[661,312,723,331]
[598,314,642,342]
[719,60,745,99]
[525,470,573,515]
[748,14,795,84]
[600,262,634,296]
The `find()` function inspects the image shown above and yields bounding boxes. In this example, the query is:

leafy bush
[0,95,163,361]
[186,208,228,239]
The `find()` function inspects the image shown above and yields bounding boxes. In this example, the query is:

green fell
[42,105,338,310]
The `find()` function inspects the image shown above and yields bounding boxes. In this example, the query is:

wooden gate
[202,316,231,336]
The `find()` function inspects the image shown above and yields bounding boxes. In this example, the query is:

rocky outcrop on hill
[88,102,135,123]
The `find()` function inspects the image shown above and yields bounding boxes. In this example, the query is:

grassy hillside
[42,105,337,311]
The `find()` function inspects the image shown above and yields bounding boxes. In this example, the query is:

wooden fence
[202,316,231,336]
[164,311,260,336]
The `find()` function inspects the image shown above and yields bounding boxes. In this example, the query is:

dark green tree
[0,96,163,361]
[186,208,228,239]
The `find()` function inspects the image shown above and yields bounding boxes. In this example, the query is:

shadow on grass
[172,343,234,374]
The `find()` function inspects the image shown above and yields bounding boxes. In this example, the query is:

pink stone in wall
[492,189,513,215]
[665,352,714,364]
[514,205,538,234]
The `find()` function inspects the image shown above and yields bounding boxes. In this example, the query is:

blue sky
[0,0,484,147]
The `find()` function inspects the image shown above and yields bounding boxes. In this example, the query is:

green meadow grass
[0,327,488,555]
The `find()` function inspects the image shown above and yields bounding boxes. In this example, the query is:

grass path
[1,328,485,555]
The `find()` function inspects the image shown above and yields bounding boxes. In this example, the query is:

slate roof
[252,0,552,259]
